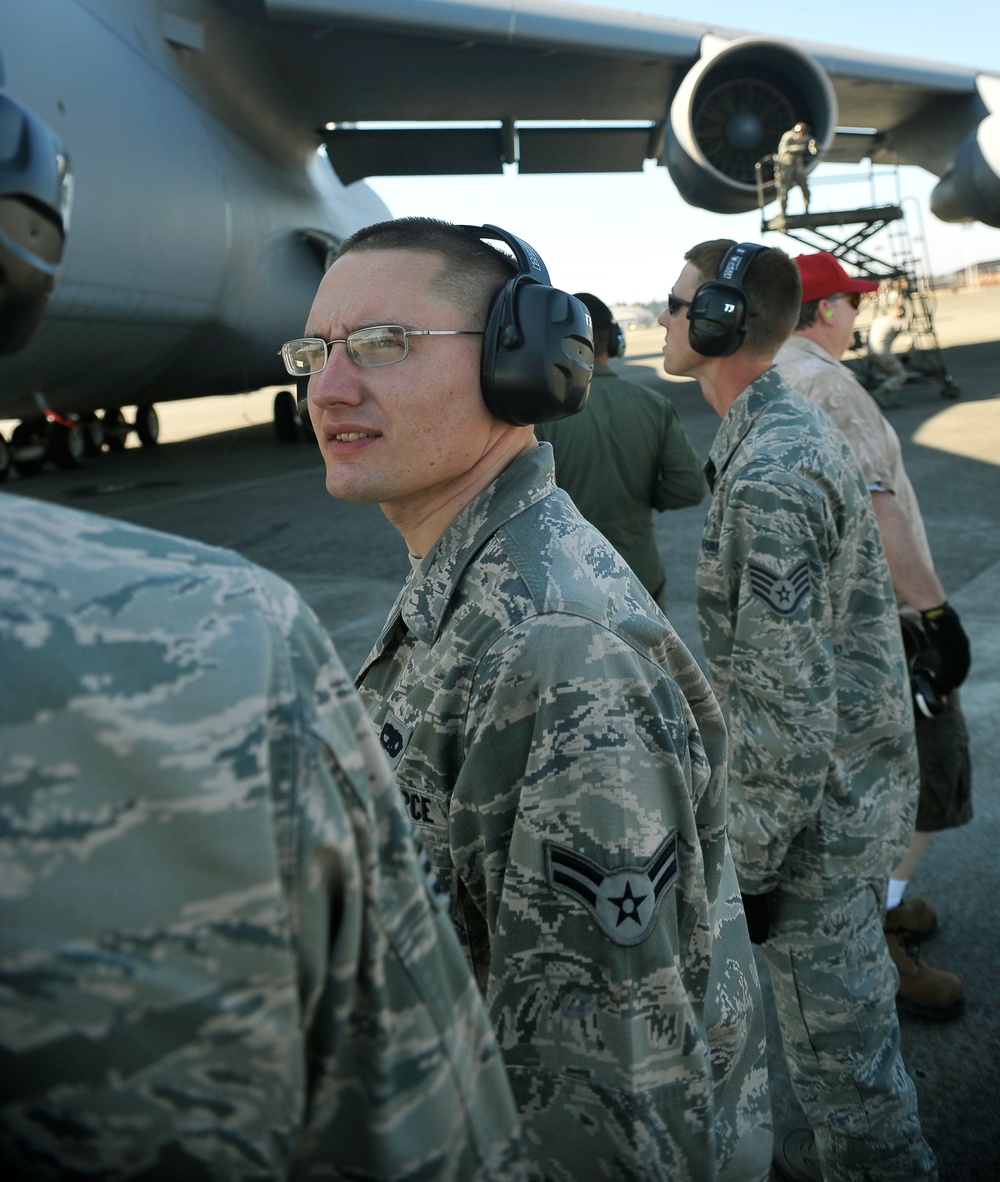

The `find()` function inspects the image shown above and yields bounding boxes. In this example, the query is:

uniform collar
[365,444,557,658]
[704,366,787,492]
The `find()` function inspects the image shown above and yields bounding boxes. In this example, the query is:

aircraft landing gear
[99,406,161,451]
[273,388,300,442]
[134,404,159,447]
[273,385,313,443]
[48,420,86,469]
[9,413,84,476]
[5,404,160,477]
[79,413,106,456]
[102,408,130,451]
[9,421,46,477]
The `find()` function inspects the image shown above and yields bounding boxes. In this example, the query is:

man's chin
[324,473,378,504]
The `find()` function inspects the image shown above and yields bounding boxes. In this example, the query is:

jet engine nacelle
[664,36,838,215]
[930,110,1000,227]
[0,91,72,354]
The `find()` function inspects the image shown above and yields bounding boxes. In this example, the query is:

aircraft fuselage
[0,0,387,423]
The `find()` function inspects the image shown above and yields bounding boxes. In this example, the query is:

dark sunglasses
[830,292,863,310]
[667,293,692,316]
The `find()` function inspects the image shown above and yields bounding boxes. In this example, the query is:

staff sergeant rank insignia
[748,558,811,615]
[544,834,677,946]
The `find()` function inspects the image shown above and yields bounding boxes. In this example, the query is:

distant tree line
[636,300,667,317]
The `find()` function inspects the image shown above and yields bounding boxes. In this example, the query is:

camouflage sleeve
[653,400,709,511]
[0,528,522,1181]
[448,612,762,1180]
[283,581,526,1181]
[711,467,839,895]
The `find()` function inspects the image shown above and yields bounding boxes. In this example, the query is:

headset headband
[718,242,765,288]
[458,223,592,425]
[466,223,551,286]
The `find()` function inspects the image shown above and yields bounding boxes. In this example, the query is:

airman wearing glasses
[661,240,937,1181]
[776,250,971,1027]
[283,218,773,1181]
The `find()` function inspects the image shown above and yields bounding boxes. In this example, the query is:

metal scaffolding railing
[754,157,959,400]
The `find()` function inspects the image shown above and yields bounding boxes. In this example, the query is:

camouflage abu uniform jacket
[695,369,919,900]
[0,494,524,1181]
[357,445,771,1182]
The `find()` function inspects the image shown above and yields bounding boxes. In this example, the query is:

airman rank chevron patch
[748,559,811,615]
[378,710,410,768]
[543,834,677,945]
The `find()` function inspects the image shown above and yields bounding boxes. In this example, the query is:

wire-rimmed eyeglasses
[666,293,692,317]
[279,325,484,376]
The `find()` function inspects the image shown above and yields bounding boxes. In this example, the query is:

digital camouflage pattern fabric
[764,884,937,1180]
[357,444,772,1182]
[696,368,919,898]
[696,370,937,1179]
[0,494,525,1181]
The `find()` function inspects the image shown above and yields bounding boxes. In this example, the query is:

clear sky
[364,0,1000,305]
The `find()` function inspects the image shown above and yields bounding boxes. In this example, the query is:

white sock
[887,877,908,911]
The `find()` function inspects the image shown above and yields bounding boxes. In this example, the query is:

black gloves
[920,602,971,694]
[741,893,771,945]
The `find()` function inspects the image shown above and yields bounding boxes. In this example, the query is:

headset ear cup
[482,283,594,425]
[687,285,749,357]
[686,241,765,357]
[479,278,514,418]
[609,320,626,359]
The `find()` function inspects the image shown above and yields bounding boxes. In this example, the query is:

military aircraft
[1,0,998,478]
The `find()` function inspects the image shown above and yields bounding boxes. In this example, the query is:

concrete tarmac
[5,285,999,1179]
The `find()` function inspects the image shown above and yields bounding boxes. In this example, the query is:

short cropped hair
[684,240,801,358]
[796,299,822,331]
[336,217,516,327]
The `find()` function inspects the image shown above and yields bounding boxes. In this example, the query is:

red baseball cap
[793,252,880,303]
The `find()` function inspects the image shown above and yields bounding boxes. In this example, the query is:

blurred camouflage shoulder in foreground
[0,493,524,1180]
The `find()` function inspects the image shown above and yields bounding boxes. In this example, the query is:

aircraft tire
[296,379,314,439]
[273,389,300,443]
[48,422,86,470]
[80,413,106,455]
[298,400,314,440]
[135,405,160,447]
[10,422,45,477]
[0,432,10,482]
[103,408,129,452]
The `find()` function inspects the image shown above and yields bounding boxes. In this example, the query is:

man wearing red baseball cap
[777,252,972,1022]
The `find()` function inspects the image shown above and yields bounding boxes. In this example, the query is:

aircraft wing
[215,0,999,224]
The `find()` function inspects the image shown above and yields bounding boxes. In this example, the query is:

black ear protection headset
[573,291,625,360]
[607,316,626,359]
[687,242,767,358]
[463,224,594,426]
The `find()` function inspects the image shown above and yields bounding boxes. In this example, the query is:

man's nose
[308,345,360,405]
